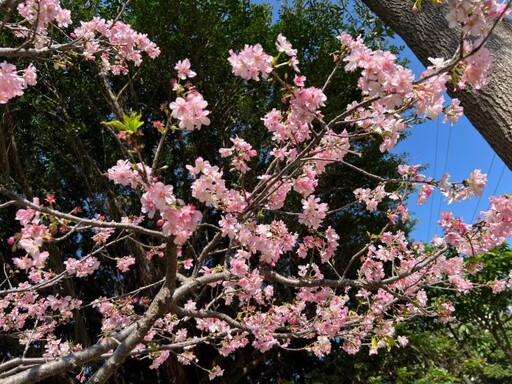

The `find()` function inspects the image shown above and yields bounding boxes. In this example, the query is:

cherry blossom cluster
[218,34,511,347]
[339,32,451,150]
[445,0,511,35]
[0,0,160,104]
[108,160,202,244]
[16,0,71,45]
[338,15,495,149]
[107,159,152,188]
[354,185,390,212]
[174,58,197,80]
[219,136,258,174]
[0,62,37,104]
[297,227,340,263]
[11,198,50,274]
[170,92,210,131]
[72,17,161,74]
[456,40,493,91]
[298,195,329,229]
[310,129,350,172]
[398,164,488,204]
[94,296,137,333]
[64,256,100,277]
[187,157,231,209]
[489,267,512,294]
[1,265,82,357]
[169,59,211,130]
[259,86,326,145]
[439,195,512,255]
[228,44,273,81]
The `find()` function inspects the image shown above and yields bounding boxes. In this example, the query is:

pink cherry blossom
[443,98,464,125]
[174,58,197,79]
[65,257,100,277]
[228,44,273,81]
[161,205,202,244]
[117,256,136,272]
[208,365,224,380]
[298,195,328,229]
[149,350,170,370]
[18,0,72,33]
[2,4,512,380]
[0,62,30,103]
[183,259,193,270]
[108,160,150,188]
[170,91,210,131]
[275,34,297,57]
[73,18,160,74]
[220,136,258,174]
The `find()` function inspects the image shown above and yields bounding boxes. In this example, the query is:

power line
[492,163,506,196]
[433,121,452,238]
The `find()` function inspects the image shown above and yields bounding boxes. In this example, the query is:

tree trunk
[361,0,512,170]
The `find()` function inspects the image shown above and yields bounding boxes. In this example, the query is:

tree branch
[87,240,178,383]
[0,324,136,384]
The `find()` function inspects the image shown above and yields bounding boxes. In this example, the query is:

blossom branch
[87,240,178,383]
[0,324,136,384]
[0,186,166,239]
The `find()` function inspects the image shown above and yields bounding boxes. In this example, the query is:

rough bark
[361,0,512,170]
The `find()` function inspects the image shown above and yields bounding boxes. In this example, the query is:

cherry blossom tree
[0,1,511,383]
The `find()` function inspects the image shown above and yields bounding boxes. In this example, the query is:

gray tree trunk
[361,0,512,170]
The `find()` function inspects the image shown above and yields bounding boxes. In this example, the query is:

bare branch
[0,43,81,58]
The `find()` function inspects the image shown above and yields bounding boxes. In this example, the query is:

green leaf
[123,111,144,133]
[103,119,127,131]
[103,111,144,134]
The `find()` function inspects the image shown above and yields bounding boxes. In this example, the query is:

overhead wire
[492,163,506,196]
[433,119,452,239]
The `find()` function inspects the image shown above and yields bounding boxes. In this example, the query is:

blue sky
[256,0,511,243]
